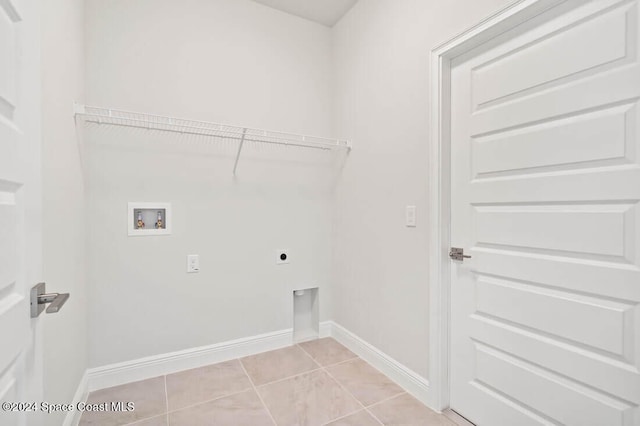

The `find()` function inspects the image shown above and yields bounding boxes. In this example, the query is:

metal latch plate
[30,282,46,318]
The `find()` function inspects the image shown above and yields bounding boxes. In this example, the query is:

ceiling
[250,0,358,27]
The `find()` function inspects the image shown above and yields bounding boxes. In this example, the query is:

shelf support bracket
[233,128,248,175]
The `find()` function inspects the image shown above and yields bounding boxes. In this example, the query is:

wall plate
[187,254,200,273]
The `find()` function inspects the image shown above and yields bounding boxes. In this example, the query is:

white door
[450,0,640,425]
[0,0,43,424]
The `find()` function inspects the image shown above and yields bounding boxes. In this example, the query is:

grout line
[253,366,324,388]
[239,358,278,426]
[297,344,381,426]
[294,342,360,370]
[320,385,366,424]
[121,378,173,426]
[319,409,366,426]
[364,391,406,409]
[363,392,407,426]
[320,355,360,369]
[365,408,385,426]
[239,343,322,388]
[321,366,370,422]
[363,392,408,426]
[311,344,405,425]
[296,345,332,378]
[164,375,169,425]
[164,386,253,415]
[294,343,323,367]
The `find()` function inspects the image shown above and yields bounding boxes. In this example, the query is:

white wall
[331,0,512,378]
[41,0,87,424]
[81,0,519,380]
[84,0,335,367]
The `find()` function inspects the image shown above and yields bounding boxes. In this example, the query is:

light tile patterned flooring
[80,338,455,426]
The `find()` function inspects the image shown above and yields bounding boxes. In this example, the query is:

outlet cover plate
[187,254,200,273]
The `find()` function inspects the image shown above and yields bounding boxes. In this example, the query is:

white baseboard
[85,320,431,413]
[88,328,295,392]
[319,320,332,338]
[327,321,432,408]
[63,370,88,426]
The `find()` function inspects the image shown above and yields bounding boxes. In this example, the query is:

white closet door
[0,0,43,424]
[450,0,640,425]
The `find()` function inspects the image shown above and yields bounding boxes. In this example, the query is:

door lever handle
[449,247,472,261]
[39,293,70,313]
[30,283,70,317]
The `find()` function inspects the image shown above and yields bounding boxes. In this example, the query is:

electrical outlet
[276,249,290,265]
[187,254,200,273]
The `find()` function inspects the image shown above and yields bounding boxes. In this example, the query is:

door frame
[427,0,568,412]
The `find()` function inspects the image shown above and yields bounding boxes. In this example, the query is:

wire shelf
[74,104,351,151]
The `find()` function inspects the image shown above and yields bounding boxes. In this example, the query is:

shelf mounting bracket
[233,128,248,175]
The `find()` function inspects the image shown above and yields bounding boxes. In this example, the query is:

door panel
[0,0,18,119]
[472,1,631,109]
[0,0,42,424]
[474,204,631,259]
[0,374,19,426]
[450,1,640,424]
[472,104,633,178]
[475,275,633,358]
[471,315,640,404]
[474,343,632,426]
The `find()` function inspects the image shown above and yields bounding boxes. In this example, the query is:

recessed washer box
[128,202,172,236]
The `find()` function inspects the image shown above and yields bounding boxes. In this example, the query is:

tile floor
[80,338,456,426]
